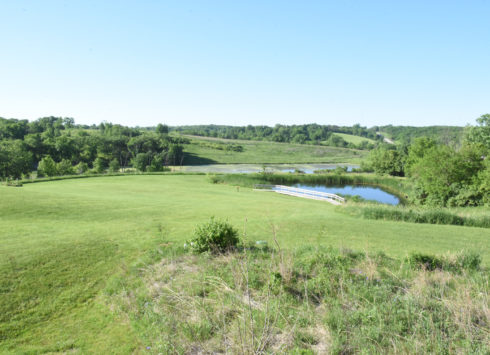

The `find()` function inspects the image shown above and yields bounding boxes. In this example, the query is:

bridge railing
[254,184,345,203]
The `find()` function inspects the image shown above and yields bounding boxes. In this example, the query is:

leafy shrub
[189,217,240,253]
[408,253,443,271]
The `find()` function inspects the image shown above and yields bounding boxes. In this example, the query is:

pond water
[293,184,400,205]
[178,163,359,174]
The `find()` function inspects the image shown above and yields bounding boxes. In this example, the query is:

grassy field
[331,133,376,145]
[1,175,488,352]
[180,135,367,164]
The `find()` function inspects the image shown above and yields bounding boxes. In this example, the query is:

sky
[0,1,489,128]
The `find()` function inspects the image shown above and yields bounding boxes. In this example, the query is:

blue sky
[1,1,489,127]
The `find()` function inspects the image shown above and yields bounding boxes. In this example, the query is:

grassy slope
[1,175,488,352]
[332,133,376,144]
[181,135,367,164]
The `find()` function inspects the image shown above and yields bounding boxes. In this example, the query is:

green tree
[93,157,107,173]
[37,155,58,177]
[0,140,33,179]
[156,123,169,134]
[410,144,483,206]
[56,159,75,175]
[148,153,166,172]
[24,133,45,163]
[476,159,490,205]
[367,147,405,176]
[108,159,120,173]
[75,162,89,174]
[405,137,436,176]
[464,114,490,153]
[131,153,150,172]
[167,144,183,165]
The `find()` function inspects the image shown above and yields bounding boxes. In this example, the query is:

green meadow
[331,133,377,145]
[180,135,367,164]
[1,175,488,352]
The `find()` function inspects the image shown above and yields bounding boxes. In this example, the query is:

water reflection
[293,184,400,205]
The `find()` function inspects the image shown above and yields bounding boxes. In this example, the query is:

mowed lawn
[0,175,488,352]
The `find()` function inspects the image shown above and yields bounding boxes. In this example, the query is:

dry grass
[135,252,287,354]
[104,245,488,354]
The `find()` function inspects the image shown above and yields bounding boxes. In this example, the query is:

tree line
[378,125,464,145]
[0,117,185,179]
[170,123,465,149]
[366,115,489,207]
[172,123,382,149]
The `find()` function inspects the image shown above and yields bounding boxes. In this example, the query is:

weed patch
[107,246,489,354]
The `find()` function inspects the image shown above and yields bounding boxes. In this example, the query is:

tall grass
[106,243,489,354]
[344,204,490,228]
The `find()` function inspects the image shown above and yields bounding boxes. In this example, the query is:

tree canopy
[0,117,182,179]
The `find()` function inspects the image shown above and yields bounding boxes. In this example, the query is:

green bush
[189,217,240,253]
[56,159,75,175]
[408,252,443,271]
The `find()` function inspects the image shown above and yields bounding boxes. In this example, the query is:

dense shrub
[189,217,240,253]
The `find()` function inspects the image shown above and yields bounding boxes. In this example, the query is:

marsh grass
[344,204,490,228]
[106,243,489,354]
[212,173,489,229]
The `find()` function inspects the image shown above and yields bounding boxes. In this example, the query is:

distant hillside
[180,135,366,164]
[171,123,382,150]
[378,125,464,145]
[332,132,376,145]
[169,124,466,149]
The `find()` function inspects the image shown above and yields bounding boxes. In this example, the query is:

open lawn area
[0,175,488,352]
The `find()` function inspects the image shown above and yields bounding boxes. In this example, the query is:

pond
[177,163,359,174]
[292,183,400,205]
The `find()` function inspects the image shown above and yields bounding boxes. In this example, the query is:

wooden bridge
[253,184,345,205]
